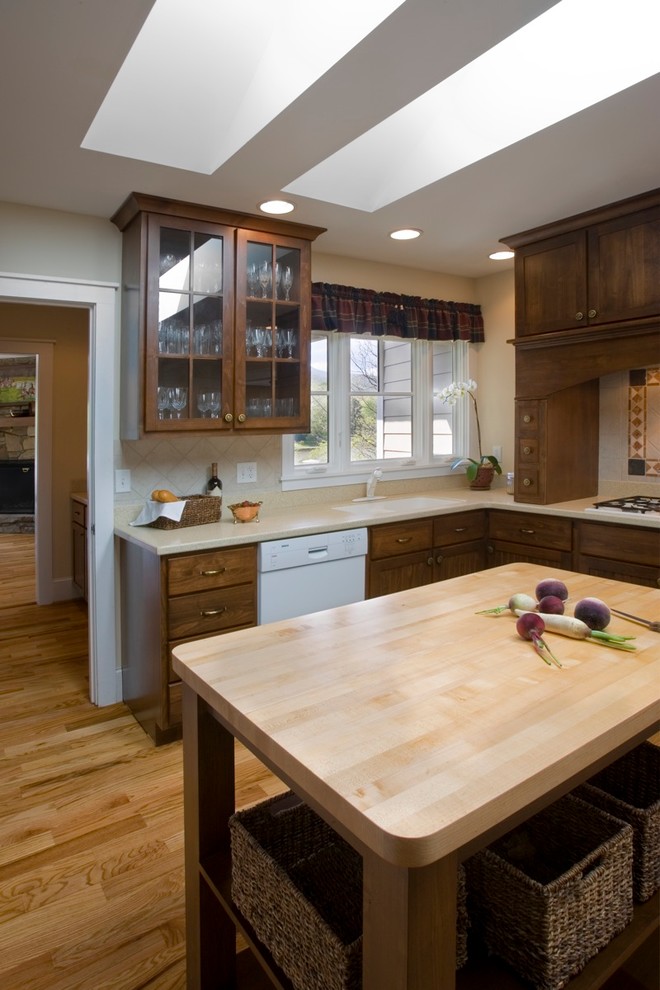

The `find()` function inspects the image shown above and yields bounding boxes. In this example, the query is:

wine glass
[246,263,258,296]
[208,391,221,418]
[157,386,171,419]
[170,387,188,419]
[258,261,271,298]
[197,392,210,418]
[281,267,293,300]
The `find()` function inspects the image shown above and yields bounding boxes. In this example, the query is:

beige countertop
[114,487,660,556]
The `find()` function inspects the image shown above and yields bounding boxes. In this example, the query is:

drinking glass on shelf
[246,263,258,297]
[281,266,293,300]
[170,387,188,419]
[211,320,222,354]
[157,386,171,419]
[258,261,271,298]
[197,392,210,417]
[208,391,221,418]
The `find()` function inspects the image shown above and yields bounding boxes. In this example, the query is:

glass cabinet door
[144,218,233,431]
[235,230,310,431]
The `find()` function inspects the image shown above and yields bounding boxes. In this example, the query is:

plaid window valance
[311,282,484,342]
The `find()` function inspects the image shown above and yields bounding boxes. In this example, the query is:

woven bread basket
[148,494,221,529]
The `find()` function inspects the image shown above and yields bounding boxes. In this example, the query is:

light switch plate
[114,469,131,493]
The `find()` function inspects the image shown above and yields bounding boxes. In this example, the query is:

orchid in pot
[436,379,502,487]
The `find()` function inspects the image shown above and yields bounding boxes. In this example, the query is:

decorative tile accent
[628,367,660,477]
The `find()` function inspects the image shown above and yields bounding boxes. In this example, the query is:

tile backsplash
[599,366,660,489]
[628,367,660,477]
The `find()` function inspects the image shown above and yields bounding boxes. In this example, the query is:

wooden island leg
[362,849,458,990]
[182,685,237,990]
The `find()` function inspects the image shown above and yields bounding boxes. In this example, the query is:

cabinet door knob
[224,412,233,423]
[588,309,597,318]
[523,445,532,455]
[237,413,246,423]
[575,311,584,320]
[396,536,413,544]
[200,606,228,617]
[522,414,531,423]
[523,477,532,487]
[427,556,434,566]
[436,555,444,565]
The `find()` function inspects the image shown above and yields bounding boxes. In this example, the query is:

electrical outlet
[237,462,257,484]
[493,445,502,463]
[114,469,131,493]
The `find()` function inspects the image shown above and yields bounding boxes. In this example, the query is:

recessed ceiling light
[259,200,295,215]
[489,250,514,261]
[389,228,422,240]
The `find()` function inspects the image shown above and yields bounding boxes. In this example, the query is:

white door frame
[0,271,119,706]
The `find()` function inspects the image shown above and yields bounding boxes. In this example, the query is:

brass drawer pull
[523,445,532,455]
[454,527,466,533]
[200,568,226,576]
[520,528,535,534]
[396,536,413,544]
[200,606,228,617]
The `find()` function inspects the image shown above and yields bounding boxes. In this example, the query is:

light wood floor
[0,535,656,989]
[0,535,284,989]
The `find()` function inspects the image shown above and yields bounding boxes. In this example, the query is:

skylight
[81,0,405,174]
[285,0,660,211]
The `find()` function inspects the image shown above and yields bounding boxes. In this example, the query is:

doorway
[0,272,119,706]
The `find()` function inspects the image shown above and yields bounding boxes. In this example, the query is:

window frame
[281,333,472,491]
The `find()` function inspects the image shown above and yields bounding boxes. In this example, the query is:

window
[282,333,470,489]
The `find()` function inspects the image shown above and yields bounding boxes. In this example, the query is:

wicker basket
[148,494,221,529]
[466,793,633,990]
[575,741,659,902]
[230,792,468,990]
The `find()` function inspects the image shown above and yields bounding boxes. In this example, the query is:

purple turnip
[516,612,561,667]
[535,578,569,602]
[574,597,611,631]
[537,595,565,615]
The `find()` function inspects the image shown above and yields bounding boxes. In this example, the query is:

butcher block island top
[173,564,659,990]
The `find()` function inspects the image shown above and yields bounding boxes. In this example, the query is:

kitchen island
[172,563,659,990]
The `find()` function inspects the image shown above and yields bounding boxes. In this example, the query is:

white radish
[477,592,537,616]
[514,610,636,651]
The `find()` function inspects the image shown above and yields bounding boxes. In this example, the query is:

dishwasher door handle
[307,546,329,559]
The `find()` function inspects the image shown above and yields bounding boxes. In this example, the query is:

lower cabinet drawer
[167,545,257,596]
[577,521,660,568]
[488,510,572,551]
[168,583,257,640]
[370,519,433,559]
[433,510,486,546]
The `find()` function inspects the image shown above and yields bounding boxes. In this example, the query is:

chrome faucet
[366,468,382,498]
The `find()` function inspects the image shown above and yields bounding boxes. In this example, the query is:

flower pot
[469,464,495,490]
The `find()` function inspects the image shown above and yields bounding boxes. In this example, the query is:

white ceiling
[2,0,659,278]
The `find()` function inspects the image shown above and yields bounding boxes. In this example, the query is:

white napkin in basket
[130,499,186,526]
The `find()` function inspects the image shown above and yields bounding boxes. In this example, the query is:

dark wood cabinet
[514,383,599,505]
[575,520,660,589]
[367,511,487,597]
[432,510,487,580]
[504,188,660,505]
[487,509,573,571]
[509,199,660,338]
[112,193,324,439]
[120,541,257,744]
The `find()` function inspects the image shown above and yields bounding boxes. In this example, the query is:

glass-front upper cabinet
[112,194,324,438]
[234,229,311,432]
[144,216,233,432]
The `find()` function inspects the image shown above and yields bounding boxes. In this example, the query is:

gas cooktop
[589,495,660,514]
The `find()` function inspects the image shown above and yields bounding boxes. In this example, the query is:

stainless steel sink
[332,496,466,516]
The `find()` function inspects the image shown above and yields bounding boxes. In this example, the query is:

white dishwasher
[257,528,368,624]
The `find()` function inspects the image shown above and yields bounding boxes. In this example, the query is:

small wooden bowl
[228,501,262,524]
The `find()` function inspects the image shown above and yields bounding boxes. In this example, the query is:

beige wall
[0,303,88,580]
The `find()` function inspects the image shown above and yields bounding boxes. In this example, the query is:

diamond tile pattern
[629,367,660,477]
